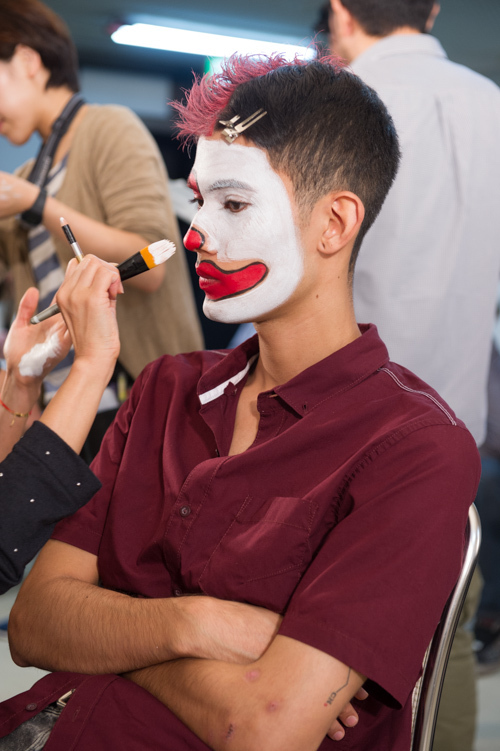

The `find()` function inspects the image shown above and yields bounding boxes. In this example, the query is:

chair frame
[411,503,481,751]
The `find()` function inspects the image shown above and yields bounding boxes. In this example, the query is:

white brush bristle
[148,239,176,265]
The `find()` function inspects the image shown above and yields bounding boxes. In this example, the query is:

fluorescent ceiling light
[111,22,314,60]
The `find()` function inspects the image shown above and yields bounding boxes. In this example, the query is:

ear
[318,191,365,257]
[425,3,440,32]
[14,44,43,79]
[330,0,357,37]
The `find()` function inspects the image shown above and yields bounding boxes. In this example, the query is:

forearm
[125,636,365,751]
[9,560,279,675]
[125,659,243,749]
[9,566,188,673]
[40,357,116,454]
[0,370,39,461]
[42,196,165,292]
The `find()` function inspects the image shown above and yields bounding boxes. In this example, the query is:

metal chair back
[411,504,481,751]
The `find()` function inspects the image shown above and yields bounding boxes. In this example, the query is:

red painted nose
[184,228,206,251]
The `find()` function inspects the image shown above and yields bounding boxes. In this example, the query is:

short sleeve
[279,423,480,706]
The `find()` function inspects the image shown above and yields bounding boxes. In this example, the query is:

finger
[65,257,79,273]
[354,687,369,701]
[69,255,120,290]
[108,271,124,300]
[59,257,79,285]
[57,256,112,305]
[327,716,358,742]
[55,257,81,299]
[337,702,359,728]
[16,287,40,325]
[63,254,101,289]
[327,701,359,741]
[327,720,346,741]
[73,256,121,296]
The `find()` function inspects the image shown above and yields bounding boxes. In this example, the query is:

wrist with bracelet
[0,396,32,427]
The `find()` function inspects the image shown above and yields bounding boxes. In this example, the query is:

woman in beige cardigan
[0,0,203,456]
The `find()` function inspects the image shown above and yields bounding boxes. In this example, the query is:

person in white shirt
[323,2,500,750]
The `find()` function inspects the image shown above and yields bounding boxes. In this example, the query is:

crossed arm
[9,540,365,751]
[123,636,365,751]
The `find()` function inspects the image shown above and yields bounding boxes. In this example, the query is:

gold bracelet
[0,397,32,427]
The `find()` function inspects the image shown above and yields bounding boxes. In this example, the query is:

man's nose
[184,227,207,252]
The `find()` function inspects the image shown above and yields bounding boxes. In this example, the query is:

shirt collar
[197,335,260,406]
[198,324,389,416]
[351,33,447,71]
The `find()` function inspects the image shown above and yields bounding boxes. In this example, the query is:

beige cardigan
[0,105,203,379]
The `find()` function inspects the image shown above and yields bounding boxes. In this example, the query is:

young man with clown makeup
[1,54,479,751]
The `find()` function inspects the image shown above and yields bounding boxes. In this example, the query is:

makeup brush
[30,236,176,324]
[117,240,176,281]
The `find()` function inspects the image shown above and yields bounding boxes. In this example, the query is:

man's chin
[203,301,247,325]
[202,298,260,326]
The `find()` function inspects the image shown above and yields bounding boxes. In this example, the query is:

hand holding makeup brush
[55,255,122,375]
[0,256,123,461]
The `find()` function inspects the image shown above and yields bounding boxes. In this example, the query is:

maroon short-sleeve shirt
[4,325,480,750]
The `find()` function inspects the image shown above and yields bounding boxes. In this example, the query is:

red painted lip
[196,261,268,300]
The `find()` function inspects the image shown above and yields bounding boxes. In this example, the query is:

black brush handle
[117,253,149,281]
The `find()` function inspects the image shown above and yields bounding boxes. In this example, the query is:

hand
[0,171,38,219]
[3,287,72,396]
[182,596,282,664]
[55,255,122,373]
[327,686,369,741]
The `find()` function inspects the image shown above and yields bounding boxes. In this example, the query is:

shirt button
[174,589,182,596]
[179,505,191,517]
[26,703,38,711]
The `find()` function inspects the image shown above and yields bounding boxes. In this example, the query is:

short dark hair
[173,53,400,272]
[339,0,435,36]
[0,0,79,92]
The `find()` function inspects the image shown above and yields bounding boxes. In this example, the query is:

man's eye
[225,200,247,213]
[189,197,204,208]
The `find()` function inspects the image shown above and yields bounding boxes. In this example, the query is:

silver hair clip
[219,108,268,144]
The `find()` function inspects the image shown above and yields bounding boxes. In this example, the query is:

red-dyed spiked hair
[173,52,400,271]
[172,53,320,146]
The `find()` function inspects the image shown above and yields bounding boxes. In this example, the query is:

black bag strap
[25,92,85,189]
[19,93,85,229]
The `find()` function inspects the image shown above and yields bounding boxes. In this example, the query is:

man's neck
[228,298,360,456]
[250,296,361,392]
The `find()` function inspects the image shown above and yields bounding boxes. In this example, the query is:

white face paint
[19,332,61,377]
[184,138,305,324]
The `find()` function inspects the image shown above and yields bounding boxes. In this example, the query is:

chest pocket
[198,496,318,612]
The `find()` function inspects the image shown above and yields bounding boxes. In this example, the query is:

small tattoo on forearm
[324,667,351,707]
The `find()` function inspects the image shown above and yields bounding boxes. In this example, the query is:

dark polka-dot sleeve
[0,421,102,594]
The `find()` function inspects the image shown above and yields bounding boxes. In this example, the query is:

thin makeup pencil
[60,216,84,262]
[29,218,84,323]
